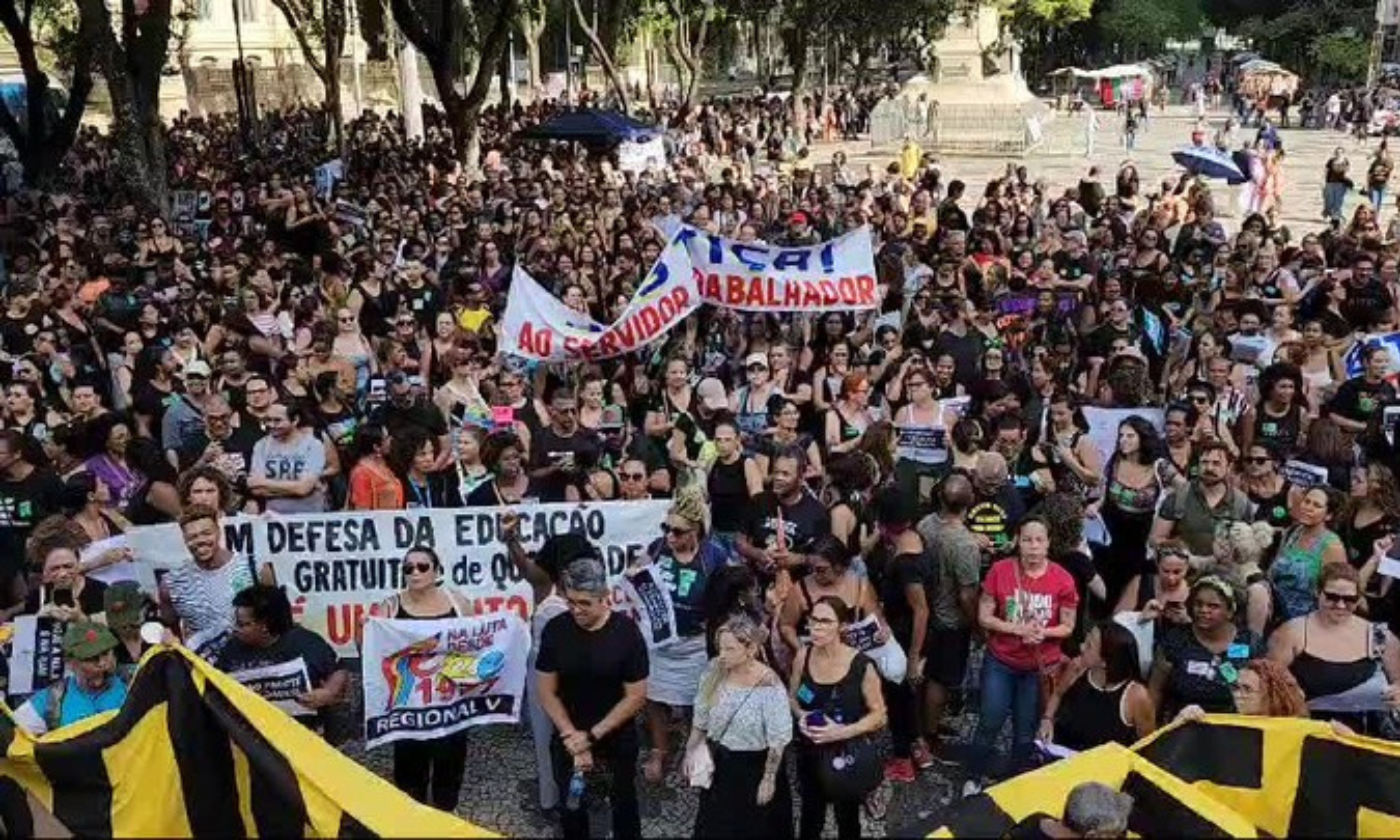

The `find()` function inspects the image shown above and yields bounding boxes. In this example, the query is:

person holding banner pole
[537,558,649,840]
[376,546,472,811]
[637,489,728,784]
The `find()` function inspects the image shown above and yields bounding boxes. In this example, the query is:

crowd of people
[4,83,1400,839]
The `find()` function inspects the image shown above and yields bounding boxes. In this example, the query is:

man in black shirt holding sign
[536,559,648,840]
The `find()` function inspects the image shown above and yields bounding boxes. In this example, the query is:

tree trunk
[570,0,629,112]
[0,0,95,188]
[789,26,811,95]
[325,59,345,154]
[525,35,542,90]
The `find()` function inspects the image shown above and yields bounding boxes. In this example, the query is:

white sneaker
[961,779,984,798]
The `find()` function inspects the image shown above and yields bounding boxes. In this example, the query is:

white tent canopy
[1050,63,1154,80]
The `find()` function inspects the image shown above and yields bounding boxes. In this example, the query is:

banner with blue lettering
[501,236,699,361]
[676,224,878,312]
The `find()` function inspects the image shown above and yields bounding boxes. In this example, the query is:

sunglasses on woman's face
[661,524,692,537]
[404,561,435,574]
[1322,590,1360,606]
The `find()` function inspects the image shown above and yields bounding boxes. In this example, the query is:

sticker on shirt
[1227,644,1251,660]
[1185,660,1215,679]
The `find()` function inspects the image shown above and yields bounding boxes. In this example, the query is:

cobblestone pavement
[814,104,1390,235]
[338,666,976,838]
[342,717,972,838]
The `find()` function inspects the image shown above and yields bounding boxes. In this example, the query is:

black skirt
[694,742,794,839]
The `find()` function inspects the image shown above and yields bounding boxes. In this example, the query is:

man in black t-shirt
[529,386,603,503]
[738,445,830,575]
[368,372,449,455]
[536,559,648,840]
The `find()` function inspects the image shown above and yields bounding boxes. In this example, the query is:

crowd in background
[2,86,1400,838]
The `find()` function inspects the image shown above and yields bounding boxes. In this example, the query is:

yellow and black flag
[0,646,495,837]
[931,716,1400,838]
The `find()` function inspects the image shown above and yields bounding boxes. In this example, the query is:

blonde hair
[670,484,709,535]
[1209,520,1275,582]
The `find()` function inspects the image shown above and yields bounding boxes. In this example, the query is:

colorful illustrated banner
[361,614,530,749]
[125,501,670,655]
[0,646,491,837]
[501,238,700,361]
[675,224,879,312]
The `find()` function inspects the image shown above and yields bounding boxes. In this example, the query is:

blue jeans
[1323,182,1348,220]
[1370,187,1387,211]
[968,654,1042,780]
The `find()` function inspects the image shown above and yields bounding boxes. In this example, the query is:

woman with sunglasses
[890,362,953,507]
[759,398,822,484]
[331,307,377,400]
[730,352,782,454]
[637,489,730,784]
[1267,564,1400,736]
[1238,442,1294,530]
[377,546,472,811]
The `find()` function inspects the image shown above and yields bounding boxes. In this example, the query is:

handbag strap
[710,678,763,746]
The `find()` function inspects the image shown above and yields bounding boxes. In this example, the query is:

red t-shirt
[982,558,1080,672]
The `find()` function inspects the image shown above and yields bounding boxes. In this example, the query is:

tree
[515,0,545,91]
[568,0,640,112]
[652,0,716,111]
[76,0,175,209]
[1097,0,1202,60]
[0,0,95,186]
[389,0,518,166]
[1310,31,1369,81]
[268,0,348,153]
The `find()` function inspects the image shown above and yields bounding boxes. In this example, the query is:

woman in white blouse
[686,615,794,838]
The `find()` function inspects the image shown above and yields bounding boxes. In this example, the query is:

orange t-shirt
[348,461,404,510]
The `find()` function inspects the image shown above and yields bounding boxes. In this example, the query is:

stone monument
[896,3,1046,154]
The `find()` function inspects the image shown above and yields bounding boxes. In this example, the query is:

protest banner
[124,501,669,656]
[501,238,701,362]
[361,613,529,749]
[1082,407,1165,472]
[676,224,878,312]
[620,564,677,648]
[1343,331,1400,379]
[9,615,67,697]
[231,660,313,718]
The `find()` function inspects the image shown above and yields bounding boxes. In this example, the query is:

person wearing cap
[1004,781,1134,838]
[729,352,783,453]
[161,359,217,469]
[105,580,153,676]
[776,211,819,247]
[13,620,129,735]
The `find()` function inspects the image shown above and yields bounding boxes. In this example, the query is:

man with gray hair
[536,558,649,839]
[1005,781,1133,838]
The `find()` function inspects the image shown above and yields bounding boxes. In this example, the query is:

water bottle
[565,769,586,811]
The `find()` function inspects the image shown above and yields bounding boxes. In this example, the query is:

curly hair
[26,514,88,570]
[669,484,709,534]
[1209,520,1276,581]
[1035,492,1084,558]
[1241,659,1309,718]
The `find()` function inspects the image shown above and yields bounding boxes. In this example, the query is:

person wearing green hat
[13,620,129,734]
[105,580,153,678]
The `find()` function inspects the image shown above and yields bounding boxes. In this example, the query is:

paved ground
[342,709,969,837]
[814,104,1385,235]
[333,106,1386,839]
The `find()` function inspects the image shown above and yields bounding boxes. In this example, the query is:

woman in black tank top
[708,420,762,550]
[1245,364,1308,456]
[1040,623,1155,753]
[376,547,472,812]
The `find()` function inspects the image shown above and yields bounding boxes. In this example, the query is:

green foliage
[1016,0,1093,26]
[1309,31,1369,80]
[1098,0,1202,55]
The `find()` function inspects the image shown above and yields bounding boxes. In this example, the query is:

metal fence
[867,96,1054,156]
